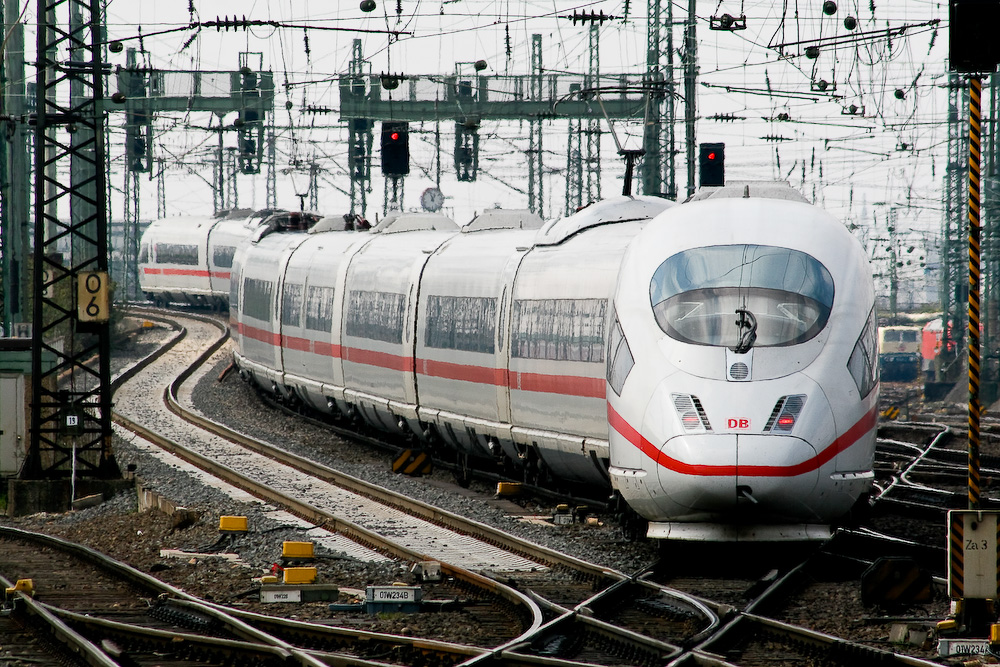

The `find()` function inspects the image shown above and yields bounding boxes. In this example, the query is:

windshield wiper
[733,307,757,353]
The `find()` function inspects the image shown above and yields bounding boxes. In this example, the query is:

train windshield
[649,244,834,349]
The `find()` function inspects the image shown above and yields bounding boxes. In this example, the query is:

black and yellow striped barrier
[393,449,433,476]
[881,406,901,420]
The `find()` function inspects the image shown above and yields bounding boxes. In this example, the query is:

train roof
[463,208,544,232]
[534,195,675,246]
[686,181,809,203]
[371,211,459,234]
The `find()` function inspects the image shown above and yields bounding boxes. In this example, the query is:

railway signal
[699,142,725,187]
[381,121,410,176]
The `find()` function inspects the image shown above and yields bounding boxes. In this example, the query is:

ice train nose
[655,433,819,519]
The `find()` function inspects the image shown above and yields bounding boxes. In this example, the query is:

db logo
[728,418,750,430]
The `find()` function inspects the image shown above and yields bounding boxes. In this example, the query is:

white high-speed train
[143,184,879,541]
[607,184,878,540]
[138,208,302,308]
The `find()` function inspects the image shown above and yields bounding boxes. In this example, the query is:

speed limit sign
[77,271,110,323]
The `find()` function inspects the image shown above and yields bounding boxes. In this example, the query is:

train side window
[213,245,236,268]
[345,290,405,343]
[511,298,606,362]
[305,285,334,331]
[607,313,633,395]
[424,295,496,353]
[243,277,274,322]
[138,244,149,264]
[848,307,879,398]
[155,243,199,265]
[281,283,303,327]
[229,276,240,316]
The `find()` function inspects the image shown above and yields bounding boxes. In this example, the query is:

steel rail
[119,308,731,666]
[0,526,327,666]
[112,309,547,645]
[0,570,121,667]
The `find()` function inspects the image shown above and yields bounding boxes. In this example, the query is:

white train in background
[138,208,303,308]
[139,183,879,541]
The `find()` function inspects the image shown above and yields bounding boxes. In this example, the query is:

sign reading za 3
[78,271,110,323]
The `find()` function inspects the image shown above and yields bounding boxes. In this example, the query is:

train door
[402,248,442,410]
[494,248,530,426]
[275,238,307,383]
[0,374,25,475]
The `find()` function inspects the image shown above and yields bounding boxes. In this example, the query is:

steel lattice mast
[26,0,119,479]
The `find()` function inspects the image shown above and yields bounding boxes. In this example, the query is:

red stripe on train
[607,402,877,477]
[235,322,604,399]
[141,267,229,279]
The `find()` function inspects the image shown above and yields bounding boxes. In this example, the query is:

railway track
[111,308,729,664]
[3,309,978,666]
[0,525,338,666]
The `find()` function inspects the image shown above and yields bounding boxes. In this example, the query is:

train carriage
[139,214,216,306]
[340,216,460,434]
[140,209,281,308]
[414,221,541,464]
[274,231,369,414]
[607,183,878,540]
[506,199,673,484]
[220,184,878,541]
[878,325,922,381]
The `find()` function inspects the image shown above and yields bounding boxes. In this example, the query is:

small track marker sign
[948,509,1000,600]
[77,271,110,323]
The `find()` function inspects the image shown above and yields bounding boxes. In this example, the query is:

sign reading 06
[77,271,110,323]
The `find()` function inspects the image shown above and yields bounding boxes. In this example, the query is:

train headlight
[672,393,713,433]
[765,394,806,433]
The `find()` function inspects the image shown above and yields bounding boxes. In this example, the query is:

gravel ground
[0,325,656,648]
[184,344,659,573]
[2,321,970,663]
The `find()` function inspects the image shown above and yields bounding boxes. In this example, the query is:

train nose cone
[655,433,820,521]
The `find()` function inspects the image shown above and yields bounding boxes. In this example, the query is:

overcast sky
[87,0,952,279]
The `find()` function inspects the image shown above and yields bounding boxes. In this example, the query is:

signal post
[938,0,1000,653]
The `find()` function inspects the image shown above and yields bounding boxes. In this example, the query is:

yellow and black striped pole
[969,75,982,510]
